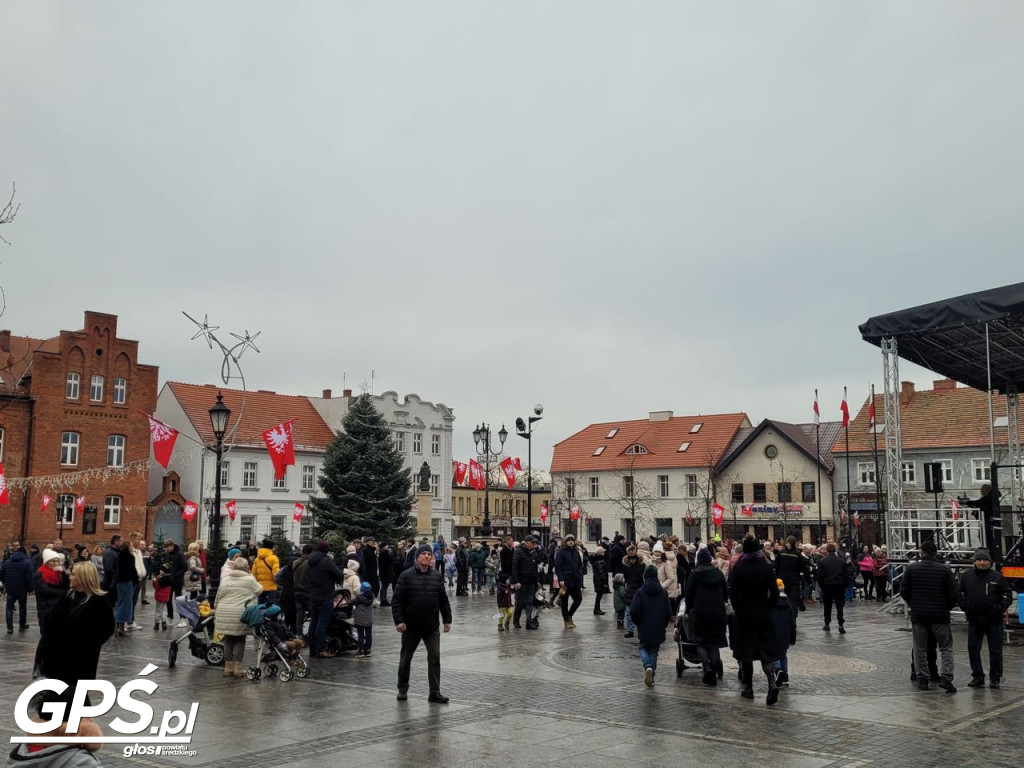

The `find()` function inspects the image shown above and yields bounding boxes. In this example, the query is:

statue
[418,461,431,492]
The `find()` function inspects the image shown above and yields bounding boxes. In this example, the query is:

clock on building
[764,444,779,459]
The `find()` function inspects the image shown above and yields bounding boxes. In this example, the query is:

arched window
[625,444,648,455]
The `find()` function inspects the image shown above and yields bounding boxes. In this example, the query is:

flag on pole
[813,395,820,426]
[41,494,52,513]
[468,459,484,490]
[951,499,960,521]
[454,461,468,486]
[75,495,86,513]
[853,510,860,526]
[262,420,297,480]
[741,504,753,517]
[226,500,237,522]
[0,463,9,505]
[569,506,581,521]
[499,457,517,488]
[513,457,522,471]
[144,413,180,469]
[540,504,548,523]
[868,397,875,428]
[293,502,305,522]
[712,502,725,526]
[182,500,198,521]
[841,392,850,428]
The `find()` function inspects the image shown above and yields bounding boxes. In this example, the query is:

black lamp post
[515,405,543,535]
[208,392,231,601]
[472,422,507,537]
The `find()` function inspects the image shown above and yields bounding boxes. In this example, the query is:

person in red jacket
[152,563,173,630]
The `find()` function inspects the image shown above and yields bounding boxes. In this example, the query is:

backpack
[240,603,266,628]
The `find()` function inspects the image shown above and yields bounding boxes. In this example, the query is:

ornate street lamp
[516,405,543,535]
[472,422,507,537]
[208,392,231,601]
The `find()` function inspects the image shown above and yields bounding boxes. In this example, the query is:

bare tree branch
[0,182,19,246]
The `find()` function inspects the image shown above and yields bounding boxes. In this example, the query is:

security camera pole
[516,405,544,536]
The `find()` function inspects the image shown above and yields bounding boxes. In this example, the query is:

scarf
[39,564,62,586]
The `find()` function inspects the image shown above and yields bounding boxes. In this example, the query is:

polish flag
[853,511,860,526]
[41,494,52,513]
[182,500,198,521]
[540,504,548,522]
[468,459,484,490]
[712,502,725,526]
[841,397,850,428]
[951,499,959,521]
[513,457,522,471]
[0,463,9,505]
[144,413,179,469]
[226,500,237,522]
[293,502,305,522]
[262,420,297,480]
[741,504,753,517]
[499,457,517,488]
[569,506,581,521]
[454,461,468,486]
[868,398,875,428]
[75,495,86,513]
[813,396,820,426]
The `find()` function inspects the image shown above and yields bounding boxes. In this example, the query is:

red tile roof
[833,380,1022,454]
[166,382,336,450]
[0,335,58,393]
[551,413,751,472]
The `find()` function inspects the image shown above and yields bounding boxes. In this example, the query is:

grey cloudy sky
[2,2,1022,470]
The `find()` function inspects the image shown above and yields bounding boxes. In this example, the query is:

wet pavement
[1,593,1021,768]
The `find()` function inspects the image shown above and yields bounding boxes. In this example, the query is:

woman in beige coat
[213,559,262,678]
[656,544,680,615]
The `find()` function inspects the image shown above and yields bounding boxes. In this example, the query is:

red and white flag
[41,494,52,513]
[468,459,484,490]
[293,502,305,522]
[841,390,850,428]
[868,398,875,428]
[712,502,725,526]
[741,504,753,517]
[226,500,237,522]
[813,395,820,426]
[454,461,468,486]
[841,510,848,525]
[951,499,960,521]
[499,457,517,488]
[144,413,179,469]
[513,457,522,471]
[540,504,548,522]
[569,506,581,521]
[262,420,297,480]
[75,495,86,513]
[853,511,860,526]
[0,463,9,505]
[685,514,693,526]
[182,500,198,521]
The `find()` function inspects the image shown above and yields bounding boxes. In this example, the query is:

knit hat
[41,548,63,565]
[360,581,372,591]
[742,537,760,554]
[594,546,605,556]
[637,541,650,552]
[346,545,357,554]
[972,548,992,561]
[264,604,281,618]
[564,534,575,542]
[696,548,713,566]
[776,578,785,591]
[226,548,241,560]
[416,544,433,558]
[315,541,330,553]
[643,564,658,580]
[652,541,664,554]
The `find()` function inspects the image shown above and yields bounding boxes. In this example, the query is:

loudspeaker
[924,462,943,494]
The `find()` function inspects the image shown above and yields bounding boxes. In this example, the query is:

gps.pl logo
[12,663,199,756]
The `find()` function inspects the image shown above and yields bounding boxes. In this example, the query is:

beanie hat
[742,537,760,554]
[776,578,785,591]
[160,562,171,572]
[637,541,650,551]
[416,544,433,558]
[972,548,992,561]
[315,541,330,553]
[696,548,713,566]
[346,545,357,554]
[226,548,241,560]
[653,541,664,554]
[594,546,605,556]
[264,604,281,618]
[643,564,658,580]
[41,548,63,565]
[360,581,372,592]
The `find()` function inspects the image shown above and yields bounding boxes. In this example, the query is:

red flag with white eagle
[293,502,305,523]
[853,510,860,527]
[468,459,484,490]
[41,494,52,513]
[143,413,179,469]
[540,504,548,523]
[514,457,522,471]
[741,504,753,517]
[262,420,297,480]
[75,495,86,513]
[182,500,198,521]
[226,500,237,522]
[569,506,581,521]
[712,502,725,526]
[499,457,517,488]
[0,463,9,505]
[454,461,468,486]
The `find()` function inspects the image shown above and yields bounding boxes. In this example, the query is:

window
[270,516,285,538]
[593,446,606,456]
[60,432,80,466]
[732,484,744,503]
[239,515,255,544]
[655,517,673,537]
[57,494,74,525]
[690,423,703,433]
[857,462,876,485]
[413,433,422,454]
[220,461,230,488]
[90,374,104,402]
[939,460,953,483]
[606,428,619,438]
[457,497,464,516]
[623,476,634,498]
[686,474,699,498]
[590,477,600,498]
[677,442,691,452]
[587,518,602,542]
[801,482,816,502]
[625,444,647,455]
[431,474,439,498]
[273,471,286,489]
[66,372,80,399]
[901,461,917,484]
[242,462,258,489]
[103,496,121,526]
[113,377,127,405]
[476,498,482,517]
[778,483,792,503]
[107,435,126,467]
[394,431,406,452]
[302,464,316,492]
[753,483,767,503]
[621,518,635,543]
[299,516,312,545]
[431,434,440,456]
[565,478,575,499]
[972,459,991,482]
[659,475,669,498]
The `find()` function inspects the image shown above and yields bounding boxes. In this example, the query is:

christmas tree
[309,393,415,543]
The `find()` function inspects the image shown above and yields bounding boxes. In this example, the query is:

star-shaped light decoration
[182,312,220,350]
[229,330,261,359]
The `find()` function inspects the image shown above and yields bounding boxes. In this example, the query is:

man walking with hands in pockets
[393,543,453,703]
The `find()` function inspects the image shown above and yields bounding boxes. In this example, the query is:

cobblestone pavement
[1,594,1021,768]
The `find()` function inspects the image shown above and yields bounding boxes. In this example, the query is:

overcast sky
[2,3,1022,470]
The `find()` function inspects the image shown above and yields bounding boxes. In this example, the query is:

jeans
[624,606,636,633]
[379,581,391,604]
[822,585,846,625]
[5,593,27,630]
[309,596,334,655]
[356,625,373,652]
[559,584,583,621]
[967,621,1003,682]
[773,654,789,674]
[471,567,485,592]
[514,584,536,624]
[485,573,496,592]
[397,628,441,694]
[638,642,660,673]
[912,622,954,680]
[115,582,135,623]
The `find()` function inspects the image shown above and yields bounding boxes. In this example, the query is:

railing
[885,507,985,561]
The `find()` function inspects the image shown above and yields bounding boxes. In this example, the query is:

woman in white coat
[656,542,680,615]
[214,558,262,678]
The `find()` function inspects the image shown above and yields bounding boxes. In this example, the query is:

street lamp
[472,422,507,537]
[516,405,543,535]
[208,392,231,601]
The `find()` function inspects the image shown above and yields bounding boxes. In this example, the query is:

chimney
[933,379,956,391]
[322,389,332,399]
[343,389,352,398]
[0,330,9,353]
[649,410,673,422]
[900,381,915,405]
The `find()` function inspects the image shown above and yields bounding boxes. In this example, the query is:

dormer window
[593,446,606,456]
[690,423,703,434]
[606,428,619,438]
[677,442,691,452]
[625,444,648,455]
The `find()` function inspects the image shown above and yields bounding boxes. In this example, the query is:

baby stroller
[168,595,224,668]
[323,589,359,656]
[673,599,702,678]
[245,624,309,682]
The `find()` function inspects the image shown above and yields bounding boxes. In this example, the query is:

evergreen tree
[309,393,415,543]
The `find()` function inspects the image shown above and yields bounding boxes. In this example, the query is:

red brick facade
[0,311,158,549]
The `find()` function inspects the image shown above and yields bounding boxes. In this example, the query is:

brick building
[0,311,158,548]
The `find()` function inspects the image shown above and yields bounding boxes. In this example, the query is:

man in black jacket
[900,539,959,692]
[606,535,627,576]
[307,542,346,658]
[163,540,188,627]
[775,536,809,617]
[499,535,516,578]
[959,548,1013,688]
[378,543,394,607]
[102,535,122,608]
[454,539,469,596]
[292,544,313,634]
[554,534,584,628]
[392,544,452,703]
[362,538,381,599]
[816,543,850,633]
[511,535,542,629]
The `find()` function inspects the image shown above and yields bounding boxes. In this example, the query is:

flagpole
[815,389,822,545]
[871,384,884,543]
[845,386,852,547]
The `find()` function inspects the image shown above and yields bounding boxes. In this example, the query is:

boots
[763,661,780,705]
[616,620,624,630]
[234,661,247,678]
[223,660,235,677]
[564,619,576,629]
[702,663,717,686]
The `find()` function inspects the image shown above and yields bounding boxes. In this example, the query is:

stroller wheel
[168,643,178,669]
[245,667,258,681]
[325,637,341,655]
[278,669,294,683]
[205,644,225,666]
[264,664,278,677]
[676,658,684,678]
[295,665,309,678]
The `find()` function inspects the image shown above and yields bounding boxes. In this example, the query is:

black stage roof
[860,282,1024,394]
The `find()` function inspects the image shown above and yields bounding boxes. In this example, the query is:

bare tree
[766,457,808,542]
[606,453,661,541]
[0,182,19,246]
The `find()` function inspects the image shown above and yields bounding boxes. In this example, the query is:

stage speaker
[924,462,943,494]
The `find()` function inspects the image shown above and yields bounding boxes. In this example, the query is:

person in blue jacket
[1,546,34,633]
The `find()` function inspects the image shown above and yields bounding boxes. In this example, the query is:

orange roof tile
[0,335,58,393]
[166,382,336,450]
[551,413,751,472]
[833,380,1022,454]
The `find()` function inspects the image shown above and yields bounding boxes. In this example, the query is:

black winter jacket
[165,546,187,589]
[607,542,627,575]
[629,578,672,646]
[291,555,310,598]
[274,562,296,607]
[306,551,345,602]
[40,592,114,689]
[958,566,1012,625]
[102,546,119,587]
[0,551,34,596]
[589,553,609,593]
[499,544,516,576]
[392,565,452,631]
[378,548,393,580]
[512,546,542,585]
[553,546,583,587]
[116,547,138,585]
[361,549,379,582]
[622,555,646,603]
[683,563,728,648]
[816,553,850,588]
[774,548,808,584]
[455,546,469,570]
[34,568,70,624]
[900,555,958,625]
